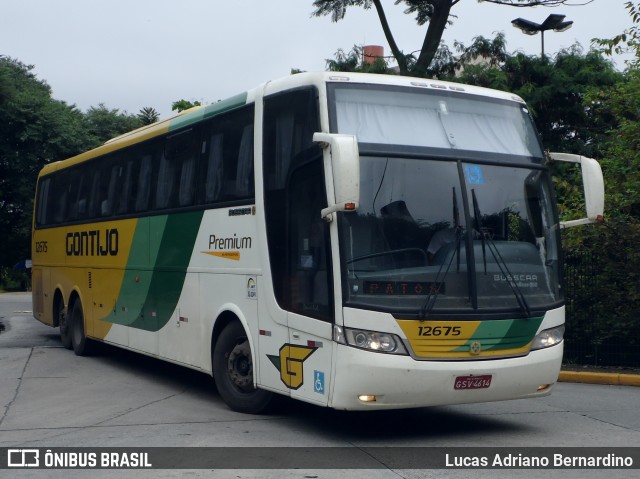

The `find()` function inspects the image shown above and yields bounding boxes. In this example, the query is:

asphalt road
[1,292,639,479]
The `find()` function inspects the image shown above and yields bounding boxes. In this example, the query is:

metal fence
[563,251,640,368]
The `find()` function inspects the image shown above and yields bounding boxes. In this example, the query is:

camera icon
[8,449,40,468]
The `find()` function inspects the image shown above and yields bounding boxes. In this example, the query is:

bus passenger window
[235,125,253,199]
[178,154,196,207]
[116,161,136,215]
[135,154,153,212]
[155,151,176,209]
[203,134,223,203]
[103,165,120,216]
[51,173,69,224]
[85,171,100,220]
[200,106,254,203]
[74,170,94,220]
[35,177,51,227]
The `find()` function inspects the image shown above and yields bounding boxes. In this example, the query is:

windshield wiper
[419,227,463,319]
[419,187,463,319]
[471,189,532,318]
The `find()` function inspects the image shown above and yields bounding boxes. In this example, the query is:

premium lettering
[208,234,252,250]
[66,229,118,256]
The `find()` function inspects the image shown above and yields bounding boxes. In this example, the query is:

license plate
[454,374,492,390]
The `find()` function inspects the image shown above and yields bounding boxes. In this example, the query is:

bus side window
[200,106,254,204]
[116,160,137,215]
[263,87,332,321]
[235,124,253,199]
[177,139,197,208]
[155,149,175,210]
[35,177,51,227]
[74,169,94,220]
[156,129,194,210]
[51,172,69,224]
[103,163,120,217]
[135,153,153,212]
[87,170,101,219]
[202,133,224,204]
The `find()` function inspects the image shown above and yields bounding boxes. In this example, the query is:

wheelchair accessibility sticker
[314,370,325,395]
[465,165,485,185]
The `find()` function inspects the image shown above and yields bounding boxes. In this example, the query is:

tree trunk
[415,0,454,75]
[372,0,409,74]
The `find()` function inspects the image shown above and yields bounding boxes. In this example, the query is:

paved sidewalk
[559,370,640,387]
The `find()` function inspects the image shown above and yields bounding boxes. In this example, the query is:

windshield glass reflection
[338,157,561,316]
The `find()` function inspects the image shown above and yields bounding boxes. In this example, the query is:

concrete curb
[559,370,640,387]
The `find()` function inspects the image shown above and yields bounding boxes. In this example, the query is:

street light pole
[511,14,573,59]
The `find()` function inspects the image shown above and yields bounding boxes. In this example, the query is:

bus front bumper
[328,342,563,410]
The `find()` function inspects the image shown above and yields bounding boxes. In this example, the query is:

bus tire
[212,321,273,414]
[69,300,94,356]
[56,298,72,350]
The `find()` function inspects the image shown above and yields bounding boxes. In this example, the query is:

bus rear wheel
[69,300,94,356]
[56,298,72,350]
[213,321,273,414]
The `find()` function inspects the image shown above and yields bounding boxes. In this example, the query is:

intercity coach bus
[31,72,604,413]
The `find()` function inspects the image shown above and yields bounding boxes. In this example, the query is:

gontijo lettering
[66,229,118,256]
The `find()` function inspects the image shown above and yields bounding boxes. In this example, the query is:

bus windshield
[329,84,561,317]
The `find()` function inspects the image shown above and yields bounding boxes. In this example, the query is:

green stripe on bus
[489,316,543,350]
[169,92,248,131]
[105,211,204,331]
[452,317,543,352]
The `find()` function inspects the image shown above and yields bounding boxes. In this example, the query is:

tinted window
[263,87,333,321]
[199,106,255,204]
[34,104,256,227]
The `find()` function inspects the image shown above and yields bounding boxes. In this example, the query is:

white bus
[32,72,604,413]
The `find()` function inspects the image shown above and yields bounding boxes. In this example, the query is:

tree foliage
[85,104,141,143]
[171,99,201,113]
[0,57,144,277]
[312,0,584,75]
[593,1,640,68]
[325,45,390,73]
[137,107,160,125]
[0,57,93,269]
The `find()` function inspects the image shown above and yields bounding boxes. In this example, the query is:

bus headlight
[531,325,565,351]
[334,325,408,355]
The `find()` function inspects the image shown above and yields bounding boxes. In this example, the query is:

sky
[1,0,633,119]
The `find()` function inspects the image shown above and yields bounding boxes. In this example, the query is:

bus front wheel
[212,321,273,414]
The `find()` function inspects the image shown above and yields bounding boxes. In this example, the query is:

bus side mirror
[548,152,605,228]
[313,133,360,221]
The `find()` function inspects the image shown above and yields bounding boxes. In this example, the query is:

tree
[593,1,640,68]
[171,99,201,113]
[559,71,640,365]
[0,57,94,271]
[137,107,160,125]
[442,42,622,156]
[84,104,142,143]
[312,0,587,75]
[325,44,390,73]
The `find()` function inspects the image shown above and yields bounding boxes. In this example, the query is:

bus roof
[38,72,526,177]
[263,71,526,105]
